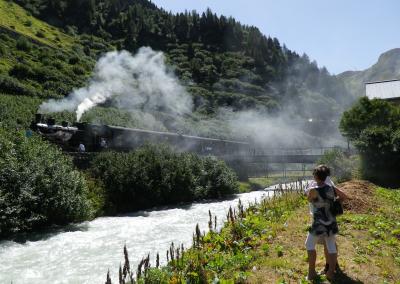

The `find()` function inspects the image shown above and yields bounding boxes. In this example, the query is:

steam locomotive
[31,114,250,157]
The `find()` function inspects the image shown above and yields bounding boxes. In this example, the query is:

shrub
[90,144,239,213]
[16,37,32,51]
[55,52,67,61]
[340,97,400,187]
[72,65,85,75]
[31,65,61,83]
[0,45,5,56]
[24,20,32,27]
[0,33,11,41]
[318,149,359,183]
[84,175,106,217]
[83,45,91,56]
[200,157,240,198]
[43,81,71,96]
[0,75,40,97]
[0,94,40,129]
[52,60,64,69]
[9,64,34,79]
[68,56,80,65]
[0,130,90,236]
[36,30,45,38]
[65,25,78,36]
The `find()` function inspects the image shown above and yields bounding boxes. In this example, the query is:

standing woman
[305,165,348,281]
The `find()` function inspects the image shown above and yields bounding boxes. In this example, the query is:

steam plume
[38,47,345,148]
[39,47,193,121]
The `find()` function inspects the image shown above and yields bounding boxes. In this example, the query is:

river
[0,182,306,284]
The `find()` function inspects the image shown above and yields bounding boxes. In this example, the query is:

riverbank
[129,180,399,283]
[239,176,311,192]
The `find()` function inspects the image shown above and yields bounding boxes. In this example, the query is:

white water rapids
[0,182,307,284]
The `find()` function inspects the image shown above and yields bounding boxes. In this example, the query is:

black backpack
[317,185,343,216]
[331,187,344,216]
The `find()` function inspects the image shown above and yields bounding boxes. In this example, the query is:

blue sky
[151,0,400,75]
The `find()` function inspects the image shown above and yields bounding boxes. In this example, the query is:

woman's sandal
[307,270,318,281]
[322,262,340,274]
[326,274,334,282]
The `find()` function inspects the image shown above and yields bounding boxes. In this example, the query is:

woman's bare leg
[323,242,329,273]
[326,253,337,280]
[307,250,318,280]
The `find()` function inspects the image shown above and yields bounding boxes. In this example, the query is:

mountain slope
[0,0,116,128]
[0,0,353,141]
[10,0,351,107]
[338,48,400,98]
[0,0,75,49]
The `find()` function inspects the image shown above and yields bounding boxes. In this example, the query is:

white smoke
[222,110,321,148]
[39,47,193,121]
[37,47,345,149]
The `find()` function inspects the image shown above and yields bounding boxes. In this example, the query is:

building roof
[365,79,400,100]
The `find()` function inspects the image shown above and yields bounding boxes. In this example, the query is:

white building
[365,79,400,104]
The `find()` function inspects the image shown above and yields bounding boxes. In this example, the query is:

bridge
[222,147,351,180]
[224,146,349,163]
[230,154,323,164]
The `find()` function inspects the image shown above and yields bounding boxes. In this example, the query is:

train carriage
[31,114,250,157]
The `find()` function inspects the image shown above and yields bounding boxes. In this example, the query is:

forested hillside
[1,0,353,140]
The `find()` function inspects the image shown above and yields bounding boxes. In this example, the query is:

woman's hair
[313,164,330,181]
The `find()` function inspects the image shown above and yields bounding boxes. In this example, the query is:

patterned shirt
[309,184,338,236]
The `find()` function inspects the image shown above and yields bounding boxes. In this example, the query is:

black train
[31,114,250,157]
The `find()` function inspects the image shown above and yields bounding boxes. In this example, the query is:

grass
[112,181,400,283]
[248,182,400,284]
[0,0,76,48]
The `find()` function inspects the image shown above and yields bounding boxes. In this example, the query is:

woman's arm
[307,188,318,202]
[334,186,349,201]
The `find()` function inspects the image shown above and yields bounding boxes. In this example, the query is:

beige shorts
[305,233,337,254]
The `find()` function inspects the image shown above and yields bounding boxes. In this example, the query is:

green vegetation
[318,148,360,183]
[0,0,75,48]
[340,97,400,187]
[0,94,41,129]
[113,181,400,283]
[0,132,240,236]
[0,0,113,125]
[250,181,400,283]
[0,30,102,104]
[0,129,90,237]
[337,187,400,281]
[90,144,239,213]
[0,0,351,139]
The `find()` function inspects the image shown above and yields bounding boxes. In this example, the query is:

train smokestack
[75,122,87,130]
[47,118,56,126]
[35,113,43,123]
